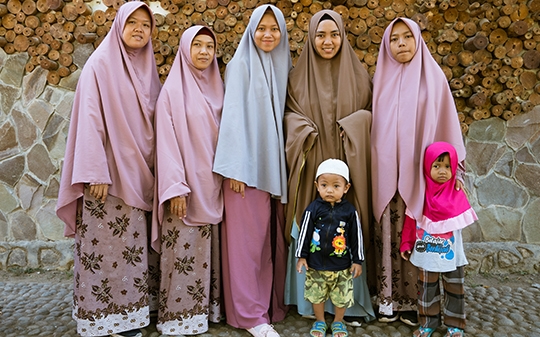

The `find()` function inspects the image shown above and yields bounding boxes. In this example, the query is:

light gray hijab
[213,4,292,203]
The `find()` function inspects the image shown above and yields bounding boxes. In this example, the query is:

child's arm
[348,210,364,264]
[350,263,362,278]
[296,258,309,273]
[295,205,316,261]
[400,214,416,260]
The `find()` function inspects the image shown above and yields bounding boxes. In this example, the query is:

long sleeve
[348,210,364,264]
[400,214,417,252]
[295,208,314,259]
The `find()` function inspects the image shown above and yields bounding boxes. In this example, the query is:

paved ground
[1,271,539,337]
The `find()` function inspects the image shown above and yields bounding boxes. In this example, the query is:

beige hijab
[285,10,372,244]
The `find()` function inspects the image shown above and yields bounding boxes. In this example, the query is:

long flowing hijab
[285,10,372,240]
[371,18,466,223]
[56,1,161,237]
[212,5,292,202]
[419,142,476,234]
[152,26,224,252]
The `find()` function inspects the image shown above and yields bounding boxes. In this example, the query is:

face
[314,19,342,59]
[315,174,350,206]
[122,8,152,49]
[430,154,452,184]
[254,12,281,52]
[389,21,416,63]
[191,34,215,70]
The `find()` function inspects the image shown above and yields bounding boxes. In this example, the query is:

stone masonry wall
[0,33,539,275]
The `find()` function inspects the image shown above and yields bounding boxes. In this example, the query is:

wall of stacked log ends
[1,0,540,133]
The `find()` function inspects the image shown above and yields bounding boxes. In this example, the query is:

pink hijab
[371,18,466,222]
[152,26,224,252]
[419,142,477,234]
[56,1,161,237]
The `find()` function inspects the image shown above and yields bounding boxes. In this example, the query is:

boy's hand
[400,250,411,261]
[296,258,308,273]
[351,263,362,278]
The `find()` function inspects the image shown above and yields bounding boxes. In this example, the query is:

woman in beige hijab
[284,9,375,325]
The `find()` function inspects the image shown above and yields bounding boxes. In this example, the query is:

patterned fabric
[417,266,466,330]
[304,269,353,308]
[73,191,157,336]
[373,194,418,315]
[156,215,221,335]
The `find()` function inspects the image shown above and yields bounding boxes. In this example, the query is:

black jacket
[295,196,364,271]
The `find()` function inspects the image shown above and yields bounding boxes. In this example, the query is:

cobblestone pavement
[1,277,540,337]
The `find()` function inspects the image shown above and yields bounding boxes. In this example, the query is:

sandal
[445,327,464,337]
[330,321,348,337]
[310,321,327,337]
[413,327,434,337]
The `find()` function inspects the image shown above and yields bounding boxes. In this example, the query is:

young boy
[296,159,363,337]
[400,142,477,337]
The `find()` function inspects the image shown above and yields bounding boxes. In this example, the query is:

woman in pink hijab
[152,25,223,335]
[371,18,466,325]
[56,2,160,336]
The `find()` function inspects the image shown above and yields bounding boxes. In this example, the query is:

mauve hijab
[57,1,161,237]
[285,10,372,240]
[371,17,466,223]
[213,5,292,202]
[419,142,477,234]
[152,26,224,252]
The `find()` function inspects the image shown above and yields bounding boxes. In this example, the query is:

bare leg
[313,302,325,322]
[333,307,347,337]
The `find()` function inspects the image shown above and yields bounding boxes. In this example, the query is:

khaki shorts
[304,269,354,308]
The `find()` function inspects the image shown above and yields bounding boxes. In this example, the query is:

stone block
[514,163,540,197]
[10,211,37,241]
[43,114,65,150]
[16,174,40,211]
[72,43,94,69]
[27,99,54,131]
[516,146,536,164]
[467,118,506,142]
[0,84,20,116]
[0,184,18,214]
[466,141,506,177]
[12,108,37,150]
[523,198,540,243]
[40,86,65,107]
[0,121,18,160]
[36,201,65,241]
[494,151,514,178]
[506,108,540,150]
[7,247,27,267]
[476,173,528,208]
[22,67,48,107]
[59,69,81,91]
[498,250,522,268]
[476,206,523,241]
[0,212,8,241]
[0,53,29,87]
[39,247,61,268]
[27,144,56,182]
[463,222,483,242]
[55,91,75,119]
[532,135,540,163]
[0,47,6,68]
[44,178,59,199]
[0,155,25,187]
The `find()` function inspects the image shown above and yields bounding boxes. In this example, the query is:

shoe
[343,316,362,327]
[378,312,399,323]
[302,314,317,320]
[247,323,280,337]
[445,327,464,337]
[413,327,434,337]
[330,321,349,337]
[400,311,419,326]
[309,321,327,337]
[110,329,142,337]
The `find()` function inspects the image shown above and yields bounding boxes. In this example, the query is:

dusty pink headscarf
[419,142,477,234]
[371,17,466,222]
[56,1,161,237]
[152,26,224,252]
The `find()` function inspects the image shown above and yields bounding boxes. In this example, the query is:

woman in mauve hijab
[213,4,291,337]
[284,9,375,325]
[371,18,466,326]
[152,25,223,336]
[56,2,160,336]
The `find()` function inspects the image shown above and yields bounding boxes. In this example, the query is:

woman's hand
[230,179,246,198]
[170,196,187,218]
[455,179,463,191]
[89,184,109,203]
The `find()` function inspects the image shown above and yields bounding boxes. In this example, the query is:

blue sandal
[413,327,434,337]
[331,321,348,337]
[310,321,327,337]
[445,327,464,337]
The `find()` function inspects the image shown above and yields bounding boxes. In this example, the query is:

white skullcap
[316,158,349,182]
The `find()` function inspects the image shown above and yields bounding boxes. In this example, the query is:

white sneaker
[247,323,280,337]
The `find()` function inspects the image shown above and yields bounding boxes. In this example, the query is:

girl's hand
[400,250,411,261]
[296,258,309,273]
[230,179,246,198]
[351,263,362,278]
[89,184,109,203]
[170,196,187,219]
[455,179,463,191]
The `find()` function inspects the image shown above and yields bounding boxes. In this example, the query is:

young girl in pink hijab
[56,2,160,336]
[371,18,466,325]
[152,25,223,336]
[400,142,477,337]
